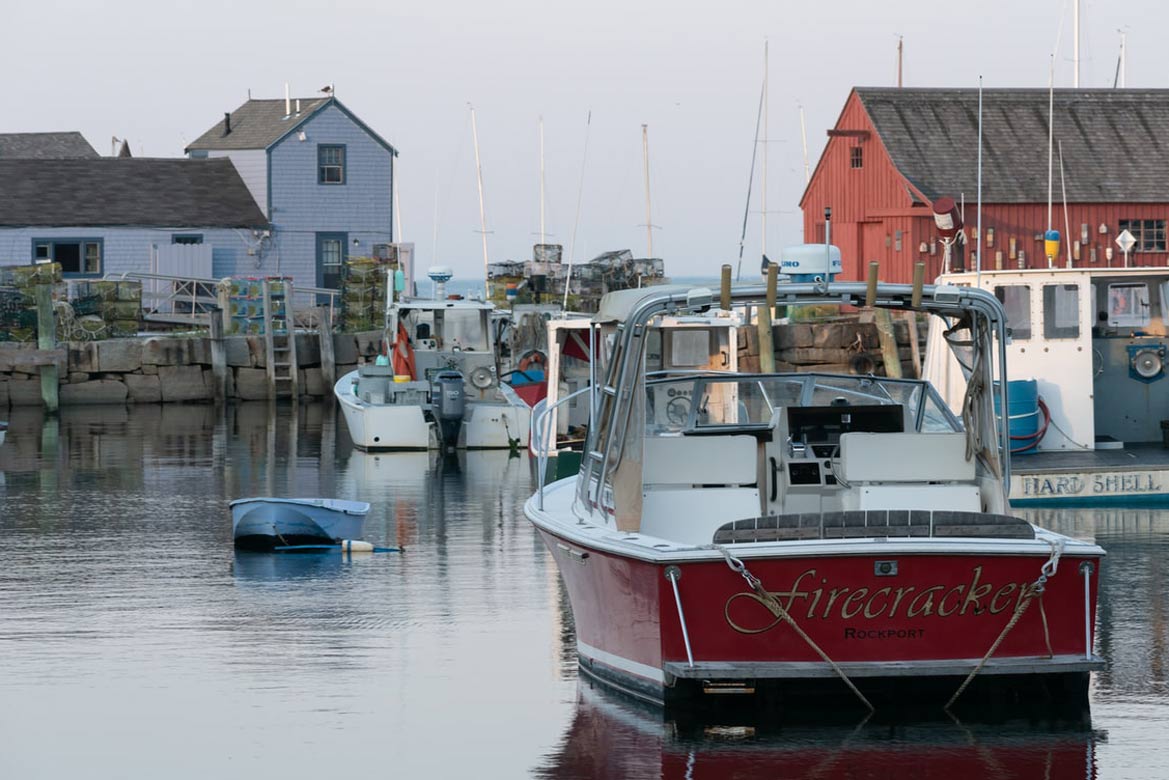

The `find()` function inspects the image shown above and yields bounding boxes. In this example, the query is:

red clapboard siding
[802,90,1169,282]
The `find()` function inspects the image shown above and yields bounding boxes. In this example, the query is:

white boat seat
[643,434,757,486]
[837,432,974,483]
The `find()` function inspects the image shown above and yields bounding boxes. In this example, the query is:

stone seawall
[0,331,386,407]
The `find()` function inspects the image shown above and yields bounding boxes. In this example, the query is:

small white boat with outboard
[527,271,1105,712]
[335,267,540,451]
[231,497,370,549]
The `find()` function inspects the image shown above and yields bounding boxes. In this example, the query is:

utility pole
[897,36,903,88]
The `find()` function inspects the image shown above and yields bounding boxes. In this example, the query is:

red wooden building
[801,88,1169,283]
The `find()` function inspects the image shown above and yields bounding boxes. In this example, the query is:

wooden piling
[875,308,902,379]
[319,306,336,389]
[34,283,58,413]
[911,262,925,309]
[209,312,227,402]
[865,262,879,308]
[758,263,777,373]
[720,265,732,311]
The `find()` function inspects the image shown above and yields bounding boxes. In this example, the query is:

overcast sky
[2,0,1153,279]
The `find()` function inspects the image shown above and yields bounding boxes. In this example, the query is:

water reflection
[535,683,1101,780]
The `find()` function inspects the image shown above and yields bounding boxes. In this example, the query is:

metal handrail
[535,385,593,509]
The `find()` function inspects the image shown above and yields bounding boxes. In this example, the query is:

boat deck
[1012,443,1169,474]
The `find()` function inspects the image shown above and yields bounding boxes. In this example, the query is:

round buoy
[341,540,375,553]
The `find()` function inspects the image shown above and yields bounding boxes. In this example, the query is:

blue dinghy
[230,497,370,550]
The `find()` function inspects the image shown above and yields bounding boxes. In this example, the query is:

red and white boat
[526,280,1105,711]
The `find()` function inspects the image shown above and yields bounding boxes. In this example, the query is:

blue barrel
[993,379,1041,454]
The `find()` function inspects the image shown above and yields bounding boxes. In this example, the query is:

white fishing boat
[929,265,1169,505]
[230,497,370,549]
[335,267,539,451]
[527,276,1104,711]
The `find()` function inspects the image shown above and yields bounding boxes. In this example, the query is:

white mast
[539,115,546,246]
[761,39,768,262]
[799,105,810,185]
[1047,55,1055,239]
[641,124,653,259]
[562,111,592,311]
[1073,0,1080,88]
[977,76,983,282]
[469,104,490,300]
[1120,29,1127,87]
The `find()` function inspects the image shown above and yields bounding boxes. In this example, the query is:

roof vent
[223,112,232,135]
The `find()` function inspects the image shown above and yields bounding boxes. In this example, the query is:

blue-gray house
[185,96,397,291]
[0,156,268,279]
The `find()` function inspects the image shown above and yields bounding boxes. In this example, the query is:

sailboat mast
[761,39,768,262]
[1047,56,1055,237]
[539,116,546,246]
[642,124,653,258]
[799,105,810,185]
[1073,0,1080,88]
[470,104,490,299]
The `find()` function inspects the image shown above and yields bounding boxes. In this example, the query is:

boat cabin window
[668,329,712,367]
[1107,283,1150,328]
[994,285,1031,340]
[1042,284,1080,339]
[644,374,959,437]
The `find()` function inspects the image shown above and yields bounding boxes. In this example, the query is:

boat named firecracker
[527,278,1104,711]
[231,497,370,549]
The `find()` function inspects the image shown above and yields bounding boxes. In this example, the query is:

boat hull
[535,526,1102,709]
[334,371,531,450]
[231,499,368,549]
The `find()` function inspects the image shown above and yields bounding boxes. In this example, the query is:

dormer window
[318,145,346,184]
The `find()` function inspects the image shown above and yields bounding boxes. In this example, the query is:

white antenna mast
[469,103,490,300]
[393,162,402,243]
[641,124,654,258]
[976,77,983,284]
[1073,0,1080,88]
[761,39,769,263]
[799,105,810,185]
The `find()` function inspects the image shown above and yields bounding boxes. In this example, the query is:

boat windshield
[645,372,960,436]
[401,308,490,351]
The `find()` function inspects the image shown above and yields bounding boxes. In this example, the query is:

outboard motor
[432,370,466,450]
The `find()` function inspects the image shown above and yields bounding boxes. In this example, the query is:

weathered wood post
[319,306,336,391]
[758,263,778,373]
[720,265,732,311]
[34,283,59,413]
[209,310,227,402]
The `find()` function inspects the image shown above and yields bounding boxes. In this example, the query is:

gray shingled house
[0,158,268,279]
[0,132,99,160]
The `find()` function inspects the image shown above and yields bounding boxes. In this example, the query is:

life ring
[518,350,547,373]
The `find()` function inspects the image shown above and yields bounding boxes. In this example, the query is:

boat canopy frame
[573,282,1012,521]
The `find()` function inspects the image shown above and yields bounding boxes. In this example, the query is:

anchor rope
[708,544,875,712]
[945,537,1064,711]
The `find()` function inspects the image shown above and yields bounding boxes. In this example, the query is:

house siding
[208,149,268,215]
[0,226,258,279]
[267,103,393,290]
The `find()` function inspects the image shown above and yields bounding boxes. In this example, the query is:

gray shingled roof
[857,88,1169,203]
[185,98,331,151]
[0,158,268,228]
[0,132,99,159]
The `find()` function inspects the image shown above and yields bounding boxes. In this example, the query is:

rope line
[709,544,875,712]
[945,538,1064,711]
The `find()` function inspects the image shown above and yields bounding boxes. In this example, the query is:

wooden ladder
[263,278,299,401]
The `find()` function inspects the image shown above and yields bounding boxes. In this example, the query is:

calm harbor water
[0,403,1166,779]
